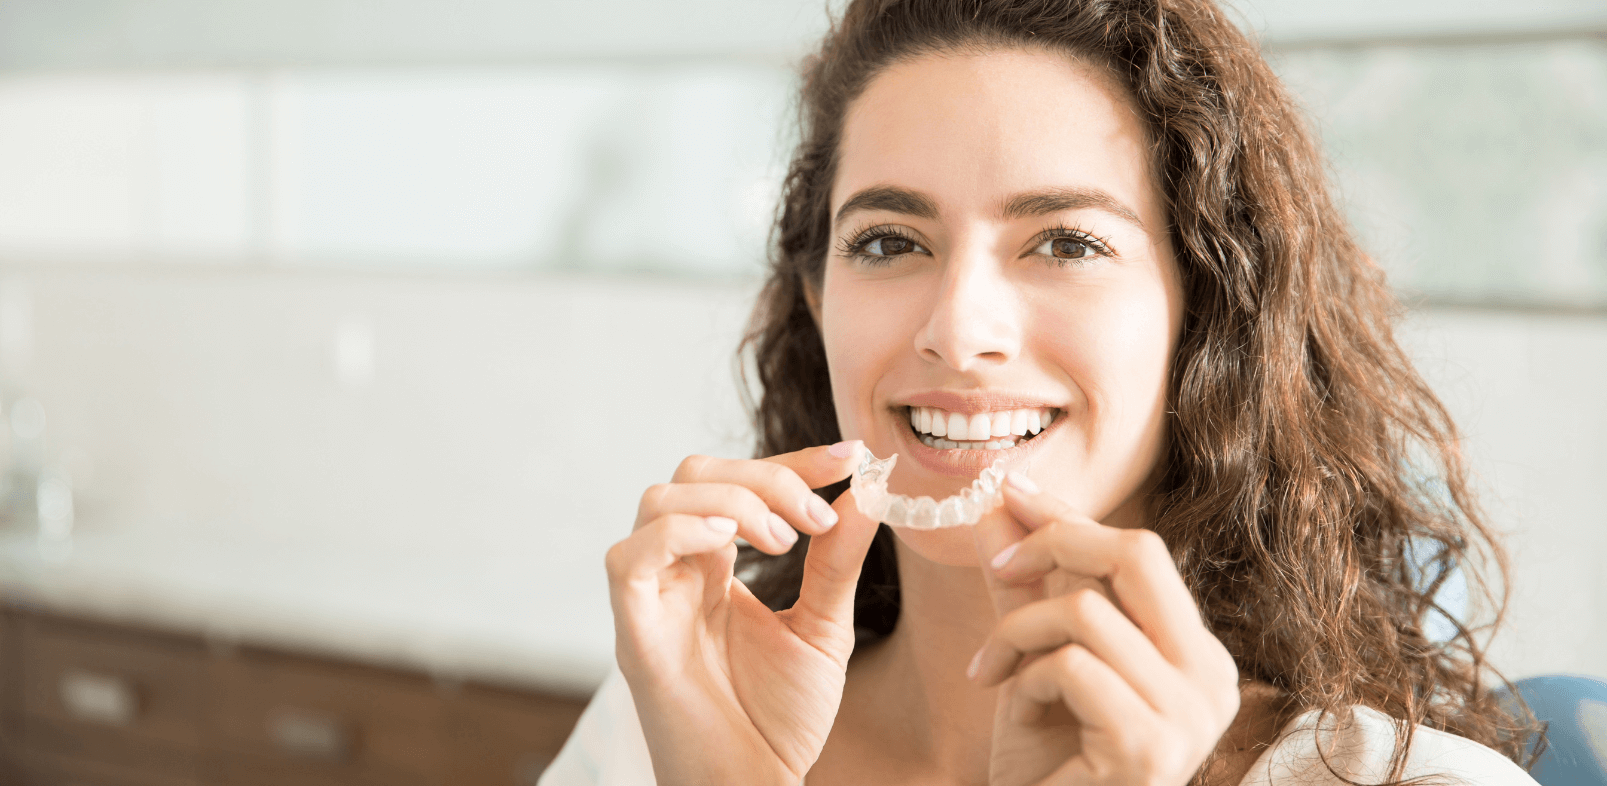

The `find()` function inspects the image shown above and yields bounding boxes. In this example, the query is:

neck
[848,536,999,784]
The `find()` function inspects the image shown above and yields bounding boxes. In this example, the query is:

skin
[606,47,1280,785]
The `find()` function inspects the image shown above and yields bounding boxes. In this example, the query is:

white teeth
[947,412,968,440]
[907,406,1060,445]
[920,434,1019,451]
[966,414,990,441]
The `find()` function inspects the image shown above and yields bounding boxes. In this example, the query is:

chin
[888,524,983,567]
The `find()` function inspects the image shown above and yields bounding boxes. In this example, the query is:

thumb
[971,504,1040,618]
[788,487,881,642]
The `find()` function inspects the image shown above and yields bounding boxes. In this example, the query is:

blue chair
[1506,675,1607,786]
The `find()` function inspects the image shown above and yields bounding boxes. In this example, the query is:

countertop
[0,523,617,698]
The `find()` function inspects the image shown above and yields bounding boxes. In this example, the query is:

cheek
[820,270,925,441]
[1031,270,1179,515]
[1041,286,1175,405]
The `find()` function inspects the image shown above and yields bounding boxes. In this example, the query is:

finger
[696,542,740,612]
[996,478,1206,667]
[970,503,1039,619]
[637,482,798,554]
[606,513,740,603]
[670,451,847,537]
[787,487,882,640]
[972,589,1190,716]
[1009,644,1157,736]
[760,439,864,489]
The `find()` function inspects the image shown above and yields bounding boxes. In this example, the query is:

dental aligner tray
[850,450,1006,529]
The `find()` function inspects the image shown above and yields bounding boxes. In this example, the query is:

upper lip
[894,390,1066,415]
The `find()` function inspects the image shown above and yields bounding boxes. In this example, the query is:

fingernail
[966,648,984,680]
[990,542,1020,571]
[768,513,798,547]
[1006,471,1039,495]
[705,516,738,534]
[805,495,839,530]
[828,439,861,459]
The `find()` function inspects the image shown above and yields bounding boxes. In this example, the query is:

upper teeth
[907,406,1055,441]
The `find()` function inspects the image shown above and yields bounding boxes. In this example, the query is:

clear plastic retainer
[849,450,1007,529]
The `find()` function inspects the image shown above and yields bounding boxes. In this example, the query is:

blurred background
[0,0,1602,783]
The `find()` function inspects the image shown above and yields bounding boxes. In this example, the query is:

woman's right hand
[605,440,878,785]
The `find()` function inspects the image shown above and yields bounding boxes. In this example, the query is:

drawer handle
[59,670,139,726]
[268,708,350,761]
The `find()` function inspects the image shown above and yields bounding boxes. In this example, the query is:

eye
[838,225,931,266]
[1027,229,1113,266]
[862,235,924,257]
[1033,236,1094,260]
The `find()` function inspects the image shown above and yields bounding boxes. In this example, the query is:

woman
[543,0,1540,783]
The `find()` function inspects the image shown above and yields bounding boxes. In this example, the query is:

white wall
[0,67,793,275]
[2,0,1603,71]
[1400,310,1607,679]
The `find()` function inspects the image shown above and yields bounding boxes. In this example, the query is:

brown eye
[1050,238,1091,259]
[1029,233,1106,266]
[866,236,917,256]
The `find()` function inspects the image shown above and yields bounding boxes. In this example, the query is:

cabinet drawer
[208,650,445,785]
[444,685,586,786]
[14,753,202,786]
[19,616,204,779]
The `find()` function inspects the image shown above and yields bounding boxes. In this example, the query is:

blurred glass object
[1271,38,1607,307]
[0,394,76,558]
[333,315,376,387]
[37,467,75,558]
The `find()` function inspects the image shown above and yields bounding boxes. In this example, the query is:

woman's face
[820,47,1183,566]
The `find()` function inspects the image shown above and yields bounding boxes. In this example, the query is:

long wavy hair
[734,0,1537,780]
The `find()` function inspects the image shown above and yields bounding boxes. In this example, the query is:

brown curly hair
[735,0,1539,780]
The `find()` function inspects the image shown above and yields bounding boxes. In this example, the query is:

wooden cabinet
[0,607,588,786]
[17,614,206,784]
[208,650,446,786]
[443,685,587,786]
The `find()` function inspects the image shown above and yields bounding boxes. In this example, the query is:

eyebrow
[833,186,940,226]
[1001,186,1146,229]
[833,184,1146,230]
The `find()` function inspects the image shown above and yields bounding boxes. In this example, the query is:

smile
[905,406,1058,451]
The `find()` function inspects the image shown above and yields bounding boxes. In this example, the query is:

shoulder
[538,667,657,786]
[1239,705,1538,786]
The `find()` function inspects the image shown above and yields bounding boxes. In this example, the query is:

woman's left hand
[969,474,1242,786]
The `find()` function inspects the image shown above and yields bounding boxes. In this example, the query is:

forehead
[833,47,1160,225]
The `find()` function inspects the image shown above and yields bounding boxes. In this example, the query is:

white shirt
[540,667,1539,786]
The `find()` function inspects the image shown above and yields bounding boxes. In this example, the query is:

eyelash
[835,224,925,266]
[834,223,1117,267]
[1032,224,1117,266]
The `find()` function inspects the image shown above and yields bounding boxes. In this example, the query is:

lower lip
[896,413,1057,476]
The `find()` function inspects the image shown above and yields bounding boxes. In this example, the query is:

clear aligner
[849,450,1007,529]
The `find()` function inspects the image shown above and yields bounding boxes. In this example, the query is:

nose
[913,249,1022,371]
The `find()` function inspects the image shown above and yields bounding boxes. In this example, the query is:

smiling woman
[542,1,1542,785]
